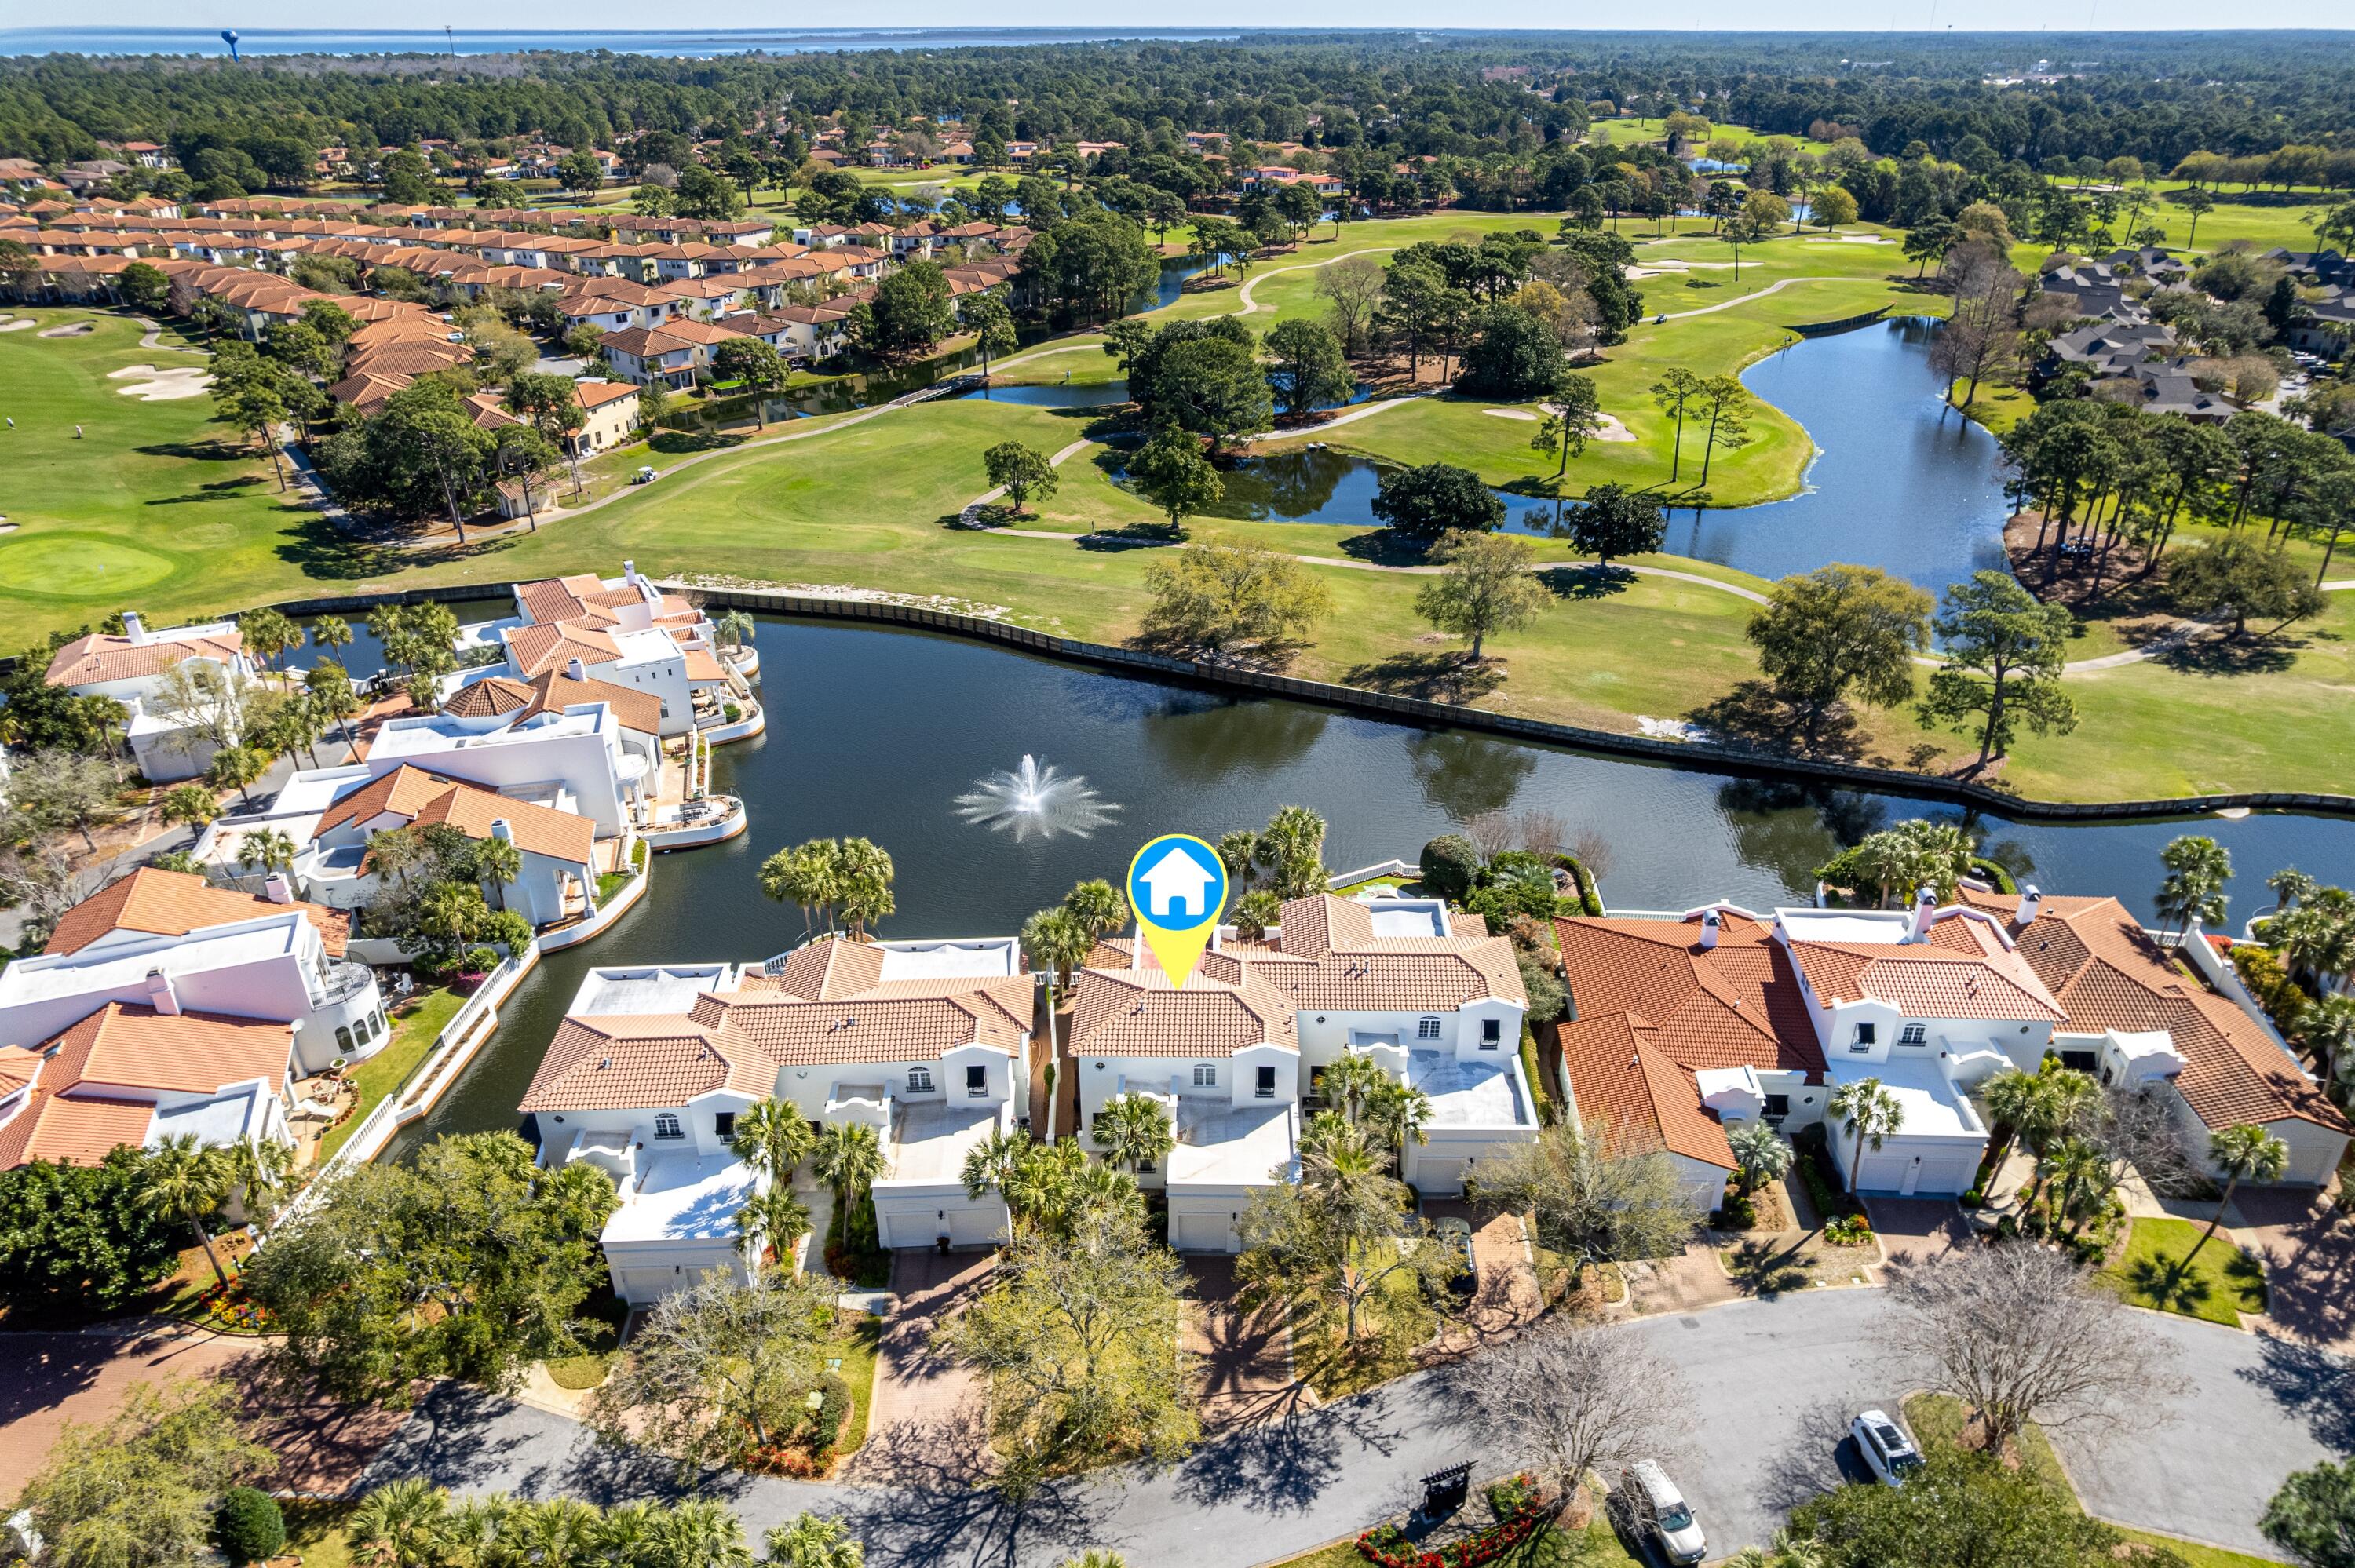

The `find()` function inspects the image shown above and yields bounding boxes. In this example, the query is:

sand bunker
[0,318,35,333]
[38,321,95,337]
[109,363,212,401]
[1484,407,1634,440]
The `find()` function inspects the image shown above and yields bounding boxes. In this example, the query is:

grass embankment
[282,1500,358,1568]
[315,987,462,1165]
[1903,1393,2281,1568]
[2104,1215,2269,1326]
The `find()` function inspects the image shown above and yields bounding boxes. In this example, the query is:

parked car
[1851,1408,1924,1486]
[1612,1460,1706,1565]
[1432,1216,1477,1298]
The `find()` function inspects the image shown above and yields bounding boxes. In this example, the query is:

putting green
[0,532,181,598]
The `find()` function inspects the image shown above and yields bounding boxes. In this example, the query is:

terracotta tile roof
[1784,915,2068,1023]
[520,668,662,737]
[1557,1015,1736,1169]
[516,573,616,629]
[443,676,535,718]
[502,621,622,676]
[45,867,349,958]
[1955,888,2351,1134]
[1553,911,1826,1081]
[45,626,243,687]
[319,765,596,866]
[0,1003,294,1169]
[682,649,729,683]
[0,1045,41,1096]
[1066,965,1299,1058]
[521,939,1033,1110]
[519,1013,777,1112]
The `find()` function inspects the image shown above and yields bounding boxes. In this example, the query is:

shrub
[1960,1187,1984,1209]
[216,1488,285,1566]
[1791,1124,1864,1220]
[2232,944,2311,1038]
[1824,1214,1875,1247]
[723,701,743,723]
[1419,834,1482,901]
[805,1371,853,1455]
[1716,1190,1758,1230]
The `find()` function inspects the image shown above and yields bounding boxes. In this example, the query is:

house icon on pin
[1139,847,1218,920]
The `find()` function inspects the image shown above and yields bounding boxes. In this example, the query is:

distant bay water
[0,26,1241,57]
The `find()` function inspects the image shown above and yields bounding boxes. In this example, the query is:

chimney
[2016,884,2043,928]
[491,818,516,845]
[623,560,639,586]
[1909,887,1938,943]
[263,872,294,904]
[566,656,587,683]
[143,968,181,1016]
[121,611,148,646]
[1699,908,1721,951]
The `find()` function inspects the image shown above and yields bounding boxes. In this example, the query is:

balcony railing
[314,960,377,1008]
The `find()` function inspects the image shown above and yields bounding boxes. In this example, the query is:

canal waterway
[382,614,2355,1160]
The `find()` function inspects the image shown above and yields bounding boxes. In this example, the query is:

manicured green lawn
[831,1312,885,1457]
[315,986,462,1164]
[281,1499,358,1568]
[0,308,335,649]
[2104,1216,2269,1326]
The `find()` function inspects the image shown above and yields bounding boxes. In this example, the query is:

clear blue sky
[41,4,2337,37]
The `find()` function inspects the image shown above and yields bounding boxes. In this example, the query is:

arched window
[335,1026,353,1053]
[654,1112,684,1140]
[907,1067,933,1093]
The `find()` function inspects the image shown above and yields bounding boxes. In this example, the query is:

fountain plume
[955,754,1119,843]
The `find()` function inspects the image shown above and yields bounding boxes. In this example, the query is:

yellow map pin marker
[1126,833,1229,990]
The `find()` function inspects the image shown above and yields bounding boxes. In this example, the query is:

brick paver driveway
[1863,1197,1973,1270]
[845,1250,993,1482]
[1183,1257,1297,1431]
[2234,1187,2355,1355]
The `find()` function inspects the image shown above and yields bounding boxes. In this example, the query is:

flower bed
[195,1274,276,1334]
[1357,1473,1548,1568]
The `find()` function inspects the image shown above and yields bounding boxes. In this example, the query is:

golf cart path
[1647,275,1864,321]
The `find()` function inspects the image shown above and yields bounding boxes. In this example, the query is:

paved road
[359,1288,2348,1565]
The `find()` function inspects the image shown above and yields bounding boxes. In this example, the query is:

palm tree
[137,1133,236,1286]
[1360,1076,1433,1161]
[305,664,363,753]
[2014,1061,2100,1212]
[508,1497,601,1568]
[1232,889,1283,941]
[349,1479,454,1568]
[587,1500,654,1566]
[1979,1067,2043,1172]
[1020,906,1094,990]
[224,1136,294,1231]
[239,826,298,882]
[2189,1124,2287,1262]
[1094,1093,1175,1176]
[2276,902,2355,994]
[2155,834,2233,940]
[1318,1052,1389,1125]
[446,1493,515,1566]
[541,1161,618,1242]
[1060,1553,1127,1568]
[311,614,356,670]
[653,1499,751,1568]
[1258,804,1329,897]
[1217,830,1265,891]
[2300,994,2355,1095]
[1727,1121,1793,1198]
[1061,877,1129,941]
[472,833,524,913]
[1002,1136,1089,1231]
[759,838,843,937]
[961,1125,1028,1203]
[736,1186,814,1266]
[764,1512,864,1568]
[1826,1078,1904,1197]
[731,1098,815,1186]
[711,609,758,652]
[2266,866,2321,917]
[2037,1135,2117,1237]
[812,1121,884,1220]
[207,744,268,810]
[834,837,895,939]
[1299,1121,1408,1339]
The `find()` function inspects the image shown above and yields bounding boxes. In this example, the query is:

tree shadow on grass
[647,429,743,455]
[2154,630,2307,677]
[2121,1254,2218,1317]
[135,439,252,462]
[275,517,512,582]
[1343,650,1504,704]
[1535,563,1636,600]
[1334,530,1433,568]
[1075,523,1185,552]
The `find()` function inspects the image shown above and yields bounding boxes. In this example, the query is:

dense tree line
[9,32,2354,190]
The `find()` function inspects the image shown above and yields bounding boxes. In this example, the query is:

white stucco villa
[42,614,254,783]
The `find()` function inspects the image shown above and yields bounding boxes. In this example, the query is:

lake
[383,614,2355,1158]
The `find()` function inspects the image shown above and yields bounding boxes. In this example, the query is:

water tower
[221,30,240,60]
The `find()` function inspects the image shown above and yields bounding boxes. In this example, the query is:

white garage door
[947,1205,1002,1248]
[1908,1153,1978,1197]
[1170,1211,1232,1253]
[1851,1150,1912,1194]
[613,1266,685,1304]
